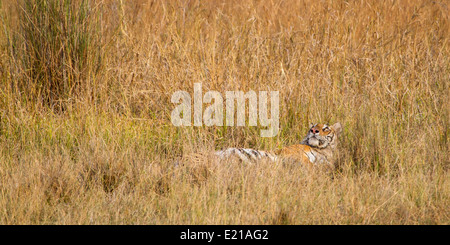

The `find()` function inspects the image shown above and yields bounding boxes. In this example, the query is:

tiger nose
[311,129,319,133]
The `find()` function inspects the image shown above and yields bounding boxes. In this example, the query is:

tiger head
[304,122,342,149]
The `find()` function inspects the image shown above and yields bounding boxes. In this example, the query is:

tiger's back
[215,147,277,163]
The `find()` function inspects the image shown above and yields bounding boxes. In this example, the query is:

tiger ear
[331,122,342,135]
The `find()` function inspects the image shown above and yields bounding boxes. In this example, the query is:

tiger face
[304,123,342,149]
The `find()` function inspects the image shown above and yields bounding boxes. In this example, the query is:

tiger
[215,122,342,170]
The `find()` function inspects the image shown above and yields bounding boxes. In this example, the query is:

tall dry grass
[0,0,448,224]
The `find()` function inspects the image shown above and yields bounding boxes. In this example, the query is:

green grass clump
[3,0,102,108]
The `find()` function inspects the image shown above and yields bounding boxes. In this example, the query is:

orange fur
[276,144,315,168]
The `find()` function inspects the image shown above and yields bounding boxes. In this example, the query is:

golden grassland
[0,0,448,224]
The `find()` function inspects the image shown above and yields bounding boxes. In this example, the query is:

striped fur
[215,148,277,162]
[215,122,342,168]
